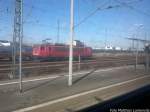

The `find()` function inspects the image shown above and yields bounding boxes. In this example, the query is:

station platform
[0,65,149,112]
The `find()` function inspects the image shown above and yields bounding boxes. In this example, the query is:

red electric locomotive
[32,40,92,60]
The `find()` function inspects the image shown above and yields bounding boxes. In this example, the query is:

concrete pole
[69,0,74,86]
[132,40,136,70]
[105,29,107,48]
[144,34,149,71]
[57,20,60,43]
[146,46,149,71]
[12,32,16,78]
[135,41,139,70]
[146,52,149,71]
[78,55,81,70]
[19,0,23,92]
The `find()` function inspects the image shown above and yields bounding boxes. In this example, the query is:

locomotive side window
[49,47,51,51]
[41,46,44,51]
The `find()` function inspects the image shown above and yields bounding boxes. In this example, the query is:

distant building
[145,43,150,53]
[73,40,85,47]
[0,40,11,46]
[105,46,113,50]
[114,46,122,51]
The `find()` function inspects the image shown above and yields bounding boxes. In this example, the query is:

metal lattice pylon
[12,0,22,77]
[12,0,23,93]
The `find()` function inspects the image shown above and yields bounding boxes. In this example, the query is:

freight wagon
[0,45,32,60]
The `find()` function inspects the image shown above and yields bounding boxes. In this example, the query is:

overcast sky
[0,0,150,49]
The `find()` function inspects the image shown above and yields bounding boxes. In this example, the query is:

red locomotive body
[32,44,92,60]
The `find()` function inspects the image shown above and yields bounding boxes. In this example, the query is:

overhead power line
[114,0,150,17]
[74,0,110,28]
[74,0,144,28]
[24,5,34,23]
[74,5,121,28]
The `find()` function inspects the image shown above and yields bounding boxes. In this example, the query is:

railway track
[0,56,145,80]
[0,55,144,66]
[0,59,138,71]
[0,59,121,69]
[0,58,144,72]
